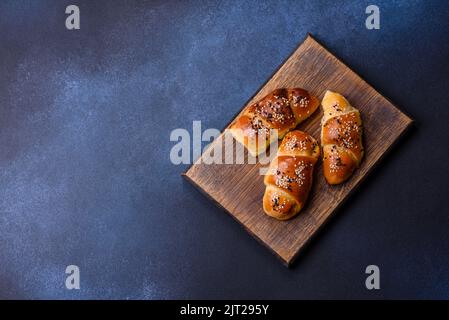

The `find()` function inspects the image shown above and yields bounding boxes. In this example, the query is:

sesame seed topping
[292,95,310,108]
[273,159,312,191]
[326,114,361,151]
[271,193,288,211]
[328,148,347,173]
[255,96,294,125]
[250,117,270,138]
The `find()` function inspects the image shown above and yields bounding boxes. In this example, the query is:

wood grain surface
[183,34,413,266]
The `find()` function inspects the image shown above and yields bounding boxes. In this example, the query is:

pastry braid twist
[230,88,319,157]
[263,130,320,220]
[321,91,364,184]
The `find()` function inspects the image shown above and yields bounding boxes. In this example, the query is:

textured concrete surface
[0,0,448,299]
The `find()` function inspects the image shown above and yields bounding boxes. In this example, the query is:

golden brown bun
[321,91,364,184]
[263,131,319,220]
[230,88,319,157]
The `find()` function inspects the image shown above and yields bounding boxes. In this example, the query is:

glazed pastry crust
[321,91,364,184]
[230,88,319,157]
[263,130,319,220]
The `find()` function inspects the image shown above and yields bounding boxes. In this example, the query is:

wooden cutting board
[183,34,413,266]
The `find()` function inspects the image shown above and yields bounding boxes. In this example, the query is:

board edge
[181,172,292,267]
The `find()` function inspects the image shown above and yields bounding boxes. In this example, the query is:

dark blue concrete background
[0,0,448,299]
